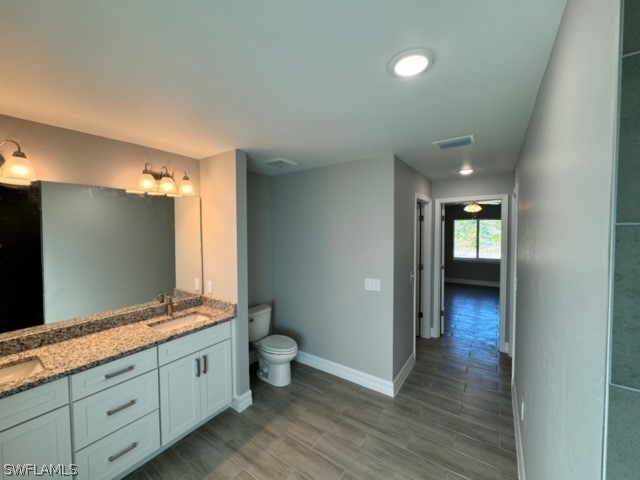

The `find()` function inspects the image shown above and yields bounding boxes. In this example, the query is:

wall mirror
[0,181,203,334]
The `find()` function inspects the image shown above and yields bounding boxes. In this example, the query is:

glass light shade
[459,168,474,176]
[464,203,483,213]
[0,155,37,185]
[138,173,157,192]
[179,178,195,196]
[159,175,178,194]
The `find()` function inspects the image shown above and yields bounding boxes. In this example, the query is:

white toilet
[248,304,298,387]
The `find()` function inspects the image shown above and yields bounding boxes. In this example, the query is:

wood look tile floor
[126,284,516,480]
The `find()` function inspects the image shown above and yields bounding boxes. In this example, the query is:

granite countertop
[0,304,235,399]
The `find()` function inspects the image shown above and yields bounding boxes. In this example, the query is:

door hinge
[419,215,424,222]
[419,263,424,271]
[418,312,423,319]
[440,310,444,317]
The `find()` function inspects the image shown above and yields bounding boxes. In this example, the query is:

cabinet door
[0,406,73,480]
[200,339,232,419]
[158,353,200,446]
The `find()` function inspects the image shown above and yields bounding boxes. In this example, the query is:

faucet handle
[156,292,165,303]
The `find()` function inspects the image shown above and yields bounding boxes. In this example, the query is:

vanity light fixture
[0,139,37,185]
[158,166,178,195]
[173,169,195,196]
[129,163,195,197]
[389,49,434,78]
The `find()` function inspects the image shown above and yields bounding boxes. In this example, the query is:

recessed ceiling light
[389,49,433,78]
[459,168,474,176]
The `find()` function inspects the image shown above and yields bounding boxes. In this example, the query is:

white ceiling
[0,1,566,180]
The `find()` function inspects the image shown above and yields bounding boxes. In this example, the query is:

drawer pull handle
[108,441,139,463]
[104,365,135,380]
[196,357,201,377]
[202,354,208,374]
[106,399,137,416]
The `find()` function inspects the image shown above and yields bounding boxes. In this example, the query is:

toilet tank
[248,304,271,342]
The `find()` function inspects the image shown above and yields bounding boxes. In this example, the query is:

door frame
[413,194,433,341]
[432,194,510,353]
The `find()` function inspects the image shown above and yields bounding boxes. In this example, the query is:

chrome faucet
[167,296,174,316]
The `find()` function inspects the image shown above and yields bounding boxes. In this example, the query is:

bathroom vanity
[0,300,235,480]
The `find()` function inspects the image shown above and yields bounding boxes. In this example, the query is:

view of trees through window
[453,219,501,259]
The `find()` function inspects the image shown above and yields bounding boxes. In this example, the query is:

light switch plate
[364,278,381,291]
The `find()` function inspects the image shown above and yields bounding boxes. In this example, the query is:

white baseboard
[431,327,439,338]
[512,380,526,480]
[295,351,394,397]
[445,278,500,288]
[393,354,415,396]
[231,390,253,412]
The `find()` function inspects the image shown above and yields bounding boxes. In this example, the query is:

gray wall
[247,172,273,307]
[272,157,395,380]
[393,157,431,377]
[444,204,501,284]
[606,0,640,476]
[513,0,619,477]
[41,182,175,323]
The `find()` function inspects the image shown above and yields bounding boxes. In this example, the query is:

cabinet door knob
[202,355,208,374]
[195,357,201,377]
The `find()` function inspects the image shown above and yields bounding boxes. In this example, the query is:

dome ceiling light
[389,49,434,78]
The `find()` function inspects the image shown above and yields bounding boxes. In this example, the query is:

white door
[200,340,232,419]
[439,203,445,335]
[0,407,72,480]
[159,352,201,445]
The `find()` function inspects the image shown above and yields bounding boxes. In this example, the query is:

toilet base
[257,360,292,387]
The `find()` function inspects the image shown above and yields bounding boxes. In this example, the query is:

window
[454,219,501,260]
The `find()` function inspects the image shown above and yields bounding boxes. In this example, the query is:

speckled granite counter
[0,301,235,399]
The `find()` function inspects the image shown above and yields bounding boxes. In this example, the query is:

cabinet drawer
[0,377,69,432]
[72,371,159,450]
[157,321,231,366]
[74,411,160,480]
[71,348,157,401]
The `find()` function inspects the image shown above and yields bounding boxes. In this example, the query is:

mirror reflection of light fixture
[464,202,482,213]
[127,163,195,197]
[0,139,37,185]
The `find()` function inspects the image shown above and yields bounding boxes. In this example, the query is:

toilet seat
[258,335,298,355]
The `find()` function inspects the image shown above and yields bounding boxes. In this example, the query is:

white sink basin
[147,314,210,332]
[0,357,44,384]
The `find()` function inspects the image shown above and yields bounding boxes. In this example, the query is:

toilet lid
[260,335,298,354]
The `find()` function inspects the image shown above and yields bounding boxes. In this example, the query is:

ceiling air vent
[432,135,475,150]
[262,157,298,167]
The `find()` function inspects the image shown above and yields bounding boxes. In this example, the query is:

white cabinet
[0,379,72,480]
[71,348,160,480]
[159,324,231,445]
[74,411,159,480]
[71,348,157,401]
[72,370,159,450]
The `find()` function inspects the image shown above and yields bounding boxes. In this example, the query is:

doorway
[413,194,432,341]
[433,195,510,353]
